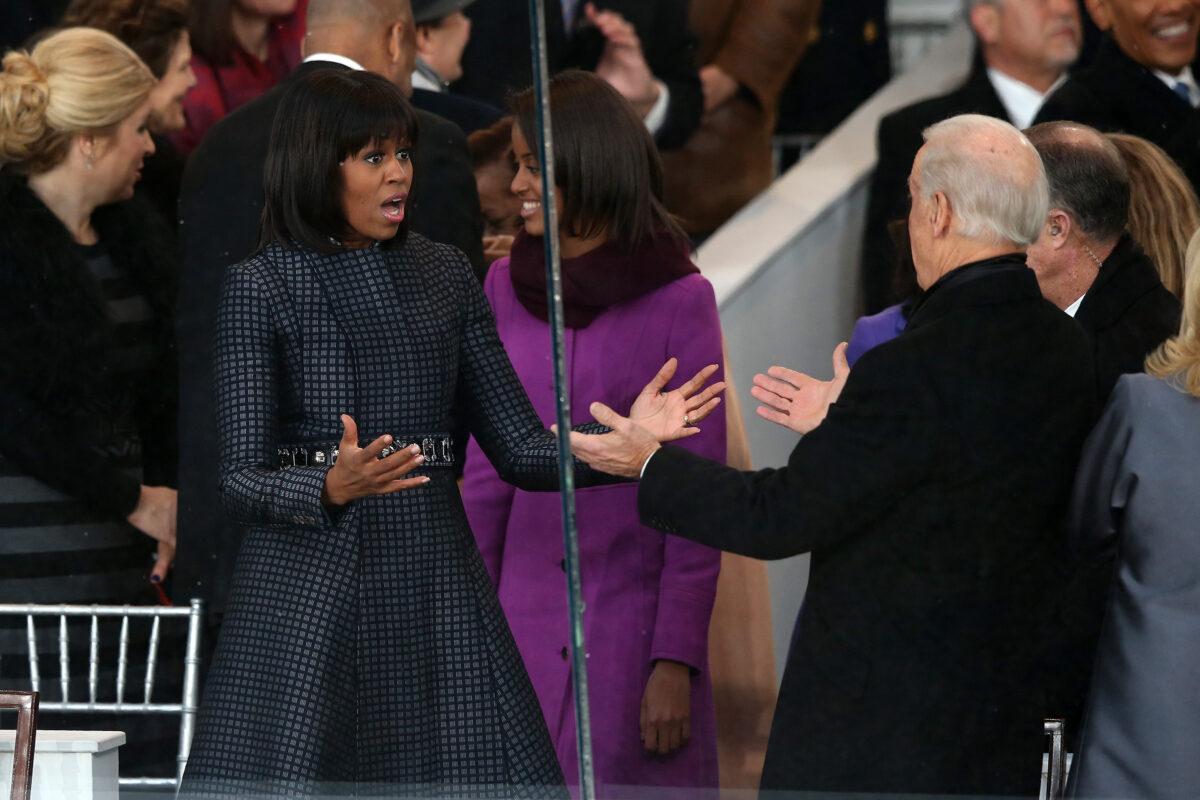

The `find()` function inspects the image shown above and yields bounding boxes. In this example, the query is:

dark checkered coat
[180,235,579,798]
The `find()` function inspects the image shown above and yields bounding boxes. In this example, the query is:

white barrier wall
[698,25,975,678]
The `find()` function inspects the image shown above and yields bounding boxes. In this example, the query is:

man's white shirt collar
[1154,65,1200,107]
[303,53,366,71]
[987,69,1066,130]
[1064,294,1085,318]
[411,70,441,92]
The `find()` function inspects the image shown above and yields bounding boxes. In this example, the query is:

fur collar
[0,170,177,404]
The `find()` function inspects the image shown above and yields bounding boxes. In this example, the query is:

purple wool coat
[461,258,725,794]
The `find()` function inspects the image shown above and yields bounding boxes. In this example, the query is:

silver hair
[918,114,1049,246]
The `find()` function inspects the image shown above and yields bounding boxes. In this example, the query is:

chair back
[0,601,203,792]
[1040,718,1068,800]
[0,690,38,800]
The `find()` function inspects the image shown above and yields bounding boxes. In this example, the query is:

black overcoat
[638,256,1099,796]
[180,235,590,796]
[1076,234,1181,401]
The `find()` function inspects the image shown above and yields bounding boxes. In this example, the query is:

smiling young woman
[179,67,722,798]
[460,70,726,795]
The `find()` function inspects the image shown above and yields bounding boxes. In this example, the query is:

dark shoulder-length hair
[61,0,190,78]
[259,69,420,255]
[511,70,685,253]
[187,0,235,66]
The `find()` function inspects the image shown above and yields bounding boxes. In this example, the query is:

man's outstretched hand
[751,342,850,434]
[565,358,725,478]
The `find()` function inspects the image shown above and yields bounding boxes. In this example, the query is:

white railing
[890,0,965,73]
[699,23,975,676]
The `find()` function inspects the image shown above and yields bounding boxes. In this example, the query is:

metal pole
[525,2,596,797]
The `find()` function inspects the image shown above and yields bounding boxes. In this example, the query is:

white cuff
[643,80,670,136]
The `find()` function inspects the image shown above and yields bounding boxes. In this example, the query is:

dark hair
[510,70,685,252]
[186,0,237,66]
[1025,121,1131,243]
[259,69,420,254]
[61,0,189,77]
[467,115,513,169]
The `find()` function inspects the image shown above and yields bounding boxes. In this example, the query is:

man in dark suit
[1034,0,1200,190]
[455,0,702,149]
[173,0,485,622]
[1023,121,1180,748]
[410,0,502,136]
[1025,121,1181,400]
[568,114,1099,796]
[862,0,1082,313]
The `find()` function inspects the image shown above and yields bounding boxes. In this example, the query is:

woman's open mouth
[381,194,407,224]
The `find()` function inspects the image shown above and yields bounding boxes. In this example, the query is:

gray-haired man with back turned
[567,114,1100,796]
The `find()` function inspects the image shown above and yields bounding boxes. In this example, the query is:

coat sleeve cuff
[271,465,339,528]
[96,471,143,520]
[649,585,715,674]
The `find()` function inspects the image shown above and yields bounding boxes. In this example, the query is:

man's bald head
[304,0,416,95]
[307,0,412,28]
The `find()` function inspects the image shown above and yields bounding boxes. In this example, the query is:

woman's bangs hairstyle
[259,69,419,254]
[511,70,684,252]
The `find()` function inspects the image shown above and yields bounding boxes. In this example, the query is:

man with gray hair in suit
[567,114,1100,796]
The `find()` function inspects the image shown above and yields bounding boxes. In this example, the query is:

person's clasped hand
[565,358,725,478]
[751,342,851,435]
[322,414,430,506]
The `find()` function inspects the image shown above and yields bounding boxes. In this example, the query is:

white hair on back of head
[919,113,1048,246]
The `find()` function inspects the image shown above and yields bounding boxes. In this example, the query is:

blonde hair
[1108,132,1200,298]
[0,27,155,174]
[1146,227,1200,397]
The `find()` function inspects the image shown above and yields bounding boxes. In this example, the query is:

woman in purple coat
[461,71,725,795]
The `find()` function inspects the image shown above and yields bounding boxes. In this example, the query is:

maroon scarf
[508,229,699,328]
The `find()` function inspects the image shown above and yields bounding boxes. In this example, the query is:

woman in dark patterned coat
[180,69,723,798]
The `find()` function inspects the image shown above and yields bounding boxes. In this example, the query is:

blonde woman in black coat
[0,27,181,773]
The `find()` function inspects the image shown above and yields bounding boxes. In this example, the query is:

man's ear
[931,191,953,238]
[1047,209,1072,248]
[969,3,1001,46]
[1084,0,1112,31]
[414,23,433,57]
[387,21,405,64]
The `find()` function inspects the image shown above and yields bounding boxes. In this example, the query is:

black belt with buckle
[277,434,455,469]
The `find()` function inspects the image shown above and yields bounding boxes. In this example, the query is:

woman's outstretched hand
[565,358,725,478]
[322,414,429,506]
[628,358,725,443]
